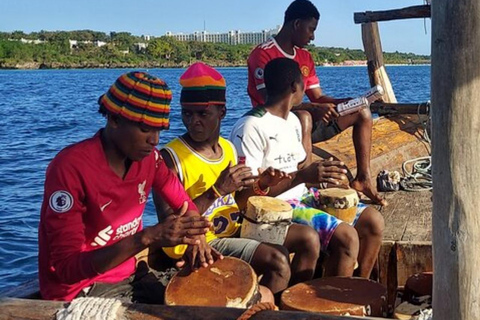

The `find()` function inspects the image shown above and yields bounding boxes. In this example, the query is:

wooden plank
[431,0,480,319]
[354,5,431,24]
[377,241,397,316]
[380,195,410,242]
[313,115,430,178]
[0,298,387,320]
[379,191,432,243]
[395,241,432,288]
[0,279,40,299]
[400,195,432,242]
[361,22,397,103]
[0,298,65,320]
[370,102,430,116]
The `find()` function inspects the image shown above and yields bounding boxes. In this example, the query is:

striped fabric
[179,62,226,107]
[99,72,172,129]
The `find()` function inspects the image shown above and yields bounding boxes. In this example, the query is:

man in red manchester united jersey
[247,0,387,206]
[38,72,217,302]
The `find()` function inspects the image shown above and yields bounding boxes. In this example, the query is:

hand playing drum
[165,257,260,308]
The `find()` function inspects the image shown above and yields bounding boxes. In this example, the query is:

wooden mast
[361,22,397,103]
[431,0,480,319]
[355,4,432,104]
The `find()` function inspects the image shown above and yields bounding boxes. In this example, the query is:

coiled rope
[236,302,277,320]
[56,297,123,320]
[400,102,432,192]
[401,156,432,192]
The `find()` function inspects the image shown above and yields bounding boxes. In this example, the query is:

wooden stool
[165,257,260,308]
[281,277,387,317]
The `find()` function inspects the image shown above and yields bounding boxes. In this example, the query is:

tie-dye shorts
[286,188,367,252]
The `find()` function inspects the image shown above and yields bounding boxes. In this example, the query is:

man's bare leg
[250,243,291,294]
[353,207,384,278]
[282,224,320,285]
[336,108,387,206]
[323,223,359,277]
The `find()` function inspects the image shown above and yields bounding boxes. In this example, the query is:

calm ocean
[0,65,430,291]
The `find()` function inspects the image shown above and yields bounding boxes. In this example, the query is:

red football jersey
[38,130,196,301]
[247,37,321,107]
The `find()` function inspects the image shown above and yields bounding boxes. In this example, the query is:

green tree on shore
[0,30,431,69]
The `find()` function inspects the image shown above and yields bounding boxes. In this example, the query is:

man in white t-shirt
[231,58,384,278]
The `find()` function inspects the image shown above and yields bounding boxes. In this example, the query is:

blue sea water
[0,65,430,291]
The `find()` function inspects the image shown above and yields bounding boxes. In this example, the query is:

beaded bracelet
[211,184,223,198]
[253,180,270,196]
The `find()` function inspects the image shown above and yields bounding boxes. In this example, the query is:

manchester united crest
[301,66,310,77]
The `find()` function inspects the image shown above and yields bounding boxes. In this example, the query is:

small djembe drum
[240,196,293,245]
[165,257,260,308]
[281,277,387,317]
[318,188,360,224]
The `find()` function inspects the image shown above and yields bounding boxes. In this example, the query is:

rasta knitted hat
[98,71,172,129]
[179,62,226,107]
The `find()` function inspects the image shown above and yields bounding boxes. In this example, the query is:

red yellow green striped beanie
[99,71,172,129]
[179,62,226,107]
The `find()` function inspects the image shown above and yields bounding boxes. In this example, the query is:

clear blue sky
[0,0,431,55]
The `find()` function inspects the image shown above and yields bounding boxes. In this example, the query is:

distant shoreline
[0,61,431,70]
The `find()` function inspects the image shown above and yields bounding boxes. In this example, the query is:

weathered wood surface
[396,241,432,288]
[376,241,396,315]
[380,191,432,243]
[431,0,480,319]
[314,114,433,314]
[0,279,40,299]
[313,114,433,242]
[370,102,429,116]
[376,189,432,311]
[313,115,430,178]
[354,5,431,24]
[361,22,397,103]
[0,298,387,320]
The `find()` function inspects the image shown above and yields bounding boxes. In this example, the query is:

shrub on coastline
[0,31,430,69]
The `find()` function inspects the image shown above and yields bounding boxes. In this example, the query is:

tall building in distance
[165,27,279,45]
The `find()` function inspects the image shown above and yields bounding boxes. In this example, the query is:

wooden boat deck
[312,114,431,177]
[313,115,432,242]
[314,115,433,312]
[380,190,432,243]
[0,297,387,320]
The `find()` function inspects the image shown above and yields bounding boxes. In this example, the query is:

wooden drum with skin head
[281,277,387,317]
[165,257,260,308]
[240,196,293,245]
[318,188,359,224]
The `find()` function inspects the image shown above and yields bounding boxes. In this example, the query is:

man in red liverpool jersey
[38,72,217,302]
[247,0,387,206]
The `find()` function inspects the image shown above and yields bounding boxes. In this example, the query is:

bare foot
[351,178,388,206]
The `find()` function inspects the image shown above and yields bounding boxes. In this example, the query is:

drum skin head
[165,257,258,308]
[281,277,387,317]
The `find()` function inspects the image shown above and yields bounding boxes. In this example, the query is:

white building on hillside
[165,27,279,45]
[11,38,45,44]
[94,40,107,47]
[68,40,93,49]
